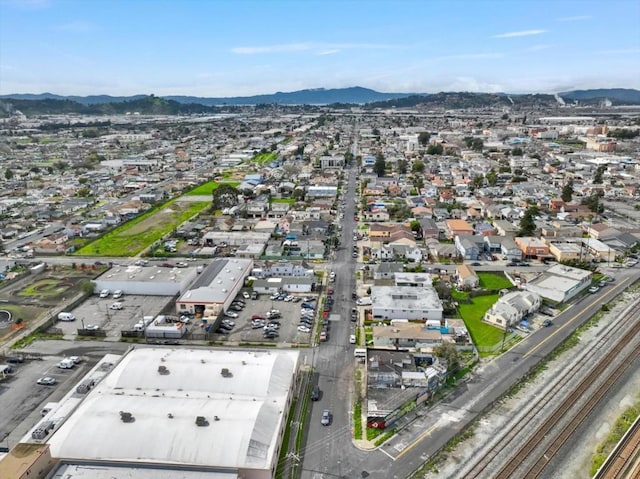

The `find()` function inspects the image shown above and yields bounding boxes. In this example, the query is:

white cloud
[54,20,98,34]
[555,15,591,22]
[493,29,547,39]
[527,44,553,52]
[317,49,340,56]
[231,42,394,55]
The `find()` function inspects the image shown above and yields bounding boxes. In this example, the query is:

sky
[1,0,639,97]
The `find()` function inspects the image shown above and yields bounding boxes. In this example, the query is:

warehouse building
[371,285,443,321]
[15,347,300,479]
[92,263,198,296]
[524,263,592,303]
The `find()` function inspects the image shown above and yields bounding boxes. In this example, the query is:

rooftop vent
[158,365,169,375]
[221,368,232,378]
[195,416,209,427]
[120,411,135,423]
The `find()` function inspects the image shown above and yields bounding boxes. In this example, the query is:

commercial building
[371,285,443,321]
[176,258,253,318]
[24,347,299,479]
[93,263,198,296]
[524,264,592,303]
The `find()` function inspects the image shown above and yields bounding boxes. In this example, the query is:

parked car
[251,314,266,320]
[230,305,243,311]
[221,319,235,327]
[588,286,599,294]
[110,302,123,310]
[6,356,24,364]
[251,291,258,300]
[311,385,320,401]
[542,319,553,327]
[36,377,57,386]
[298,326,311,333]
[85,324,100,331]
[349,334,356,344]
[99,289,110,298]
[113,290,123,299]
[321,409,331,426]
[224,311,238,319]
[216,328,230,335]
[251,322,265,329]
[242,291,250,299]
[319,331,328,342]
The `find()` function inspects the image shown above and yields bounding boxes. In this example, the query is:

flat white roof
[48,348,299,471]
[50,463,237,479]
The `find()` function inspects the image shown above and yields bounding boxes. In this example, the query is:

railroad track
[495,310,640,479]
[594,416,640,479]
[461,297,640,479]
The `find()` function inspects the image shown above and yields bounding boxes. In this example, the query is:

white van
[57,358,75,369]
[57,312,75,322]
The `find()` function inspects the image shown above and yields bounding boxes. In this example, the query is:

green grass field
[458,294,503,347]
[477,272,513,290]
[253,152,278,165]
[76,200,210,256]
[185,181,240,196]
[271,198,295,205]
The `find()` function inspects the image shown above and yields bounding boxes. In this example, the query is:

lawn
[477,272,513,290]
[271,198,295,205]
[458,294,503,348]
[253,151,278,165]
[185,181,239,196]
[76,200,210,256]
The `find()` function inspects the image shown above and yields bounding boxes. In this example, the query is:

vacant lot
[76,200,210,256]
[457,293,503,348]
[477,272,513,290]
[253,152,278,165]
[185,181,240,196]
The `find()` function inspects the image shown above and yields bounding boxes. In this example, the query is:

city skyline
[1,0,639,97]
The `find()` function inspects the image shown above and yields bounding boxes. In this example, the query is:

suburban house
[418,217,441,240]
[373,262,405,280]
[456,264,479,289]
[454,235,484,260]
[483,291,541,328]
[515,237,550,258]
[445,219,474,239]
[371,323,444,350]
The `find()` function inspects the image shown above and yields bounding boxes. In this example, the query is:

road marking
[523,277,629,359]
[393,422,440,461]
[378,446,396,460]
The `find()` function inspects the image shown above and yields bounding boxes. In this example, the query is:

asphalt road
[299,235,640,479]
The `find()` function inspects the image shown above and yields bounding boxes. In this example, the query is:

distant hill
[1,87,638,116]
[0,87,412,107]
[559,88,640,105]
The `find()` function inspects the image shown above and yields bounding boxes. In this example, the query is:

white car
[349,334,356,344]
[37,377,57,385]
[242,291,250,299]
[223,311,238,319]
[110,302,123,310]
[297,325,311,333]
[99,289,110,298]
[85,324,100,330]
[113,290,123,299]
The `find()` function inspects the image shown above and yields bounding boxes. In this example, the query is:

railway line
[594,416,640,479]
[459,296,640,479]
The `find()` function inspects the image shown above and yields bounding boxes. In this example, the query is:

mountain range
[0,87,639,117]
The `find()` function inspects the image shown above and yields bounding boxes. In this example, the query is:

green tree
[561,181,574,203]
[212,184,241,210]
[410,220,422,233]
[397,159,408,174]
[472,175,484,189]
[486,169,498,186]
[373,155,386,177]
[433,342,460,374]
[418,132,430,146]
[593,165,606,184]
[581,193,604,214]
[412,160,425,174]
[518,206,539,236]
[5,168,14,180]
[427,143,444,155]
[511,147,523,156]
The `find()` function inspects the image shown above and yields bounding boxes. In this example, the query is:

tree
[518,206,539,236]
[433,342,460,374]
[373,155,386,177]
[4,168,13,180]
[486,169,498,186]
[472,175,484,189]
[427,143,444,155]
[412,160,425,174]
[581,193,604,214]
[418,132,430,146]
[212,184,241,210]
[511,147,523,156]
[397,159,408,174]
[410,220,422,233]
[593,165,606,184]
[561,181,574,203]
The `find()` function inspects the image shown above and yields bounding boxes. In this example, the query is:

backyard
[76,199,210,256]
[477,272,513,290]
[456,292,504,348]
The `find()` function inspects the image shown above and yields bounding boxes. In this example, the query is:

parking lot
[0,355,92,444]
[55,294,174,338]
[212,292,321,344]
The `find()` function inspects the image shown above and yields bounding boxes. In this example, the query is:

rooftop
[47,347,299,471]
[178,258,252,304]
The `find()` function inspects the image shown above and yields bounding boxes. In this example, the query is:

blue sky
[1,0,639,96]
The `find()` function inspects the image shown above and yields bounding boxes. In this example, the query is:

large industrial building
[524,263,592,303]
[92,262,199,296]
[4,347,300,479]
